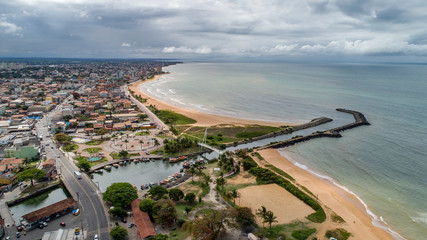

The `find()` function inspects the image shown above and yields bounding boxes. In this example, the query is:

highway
[35,95,110,240]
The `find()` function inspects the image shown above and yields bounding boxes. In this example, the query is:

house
[0,158,24,170]
[131,199,156,239]
[112,123,125,131]
[41,159,56,180]
[0,172,17,185]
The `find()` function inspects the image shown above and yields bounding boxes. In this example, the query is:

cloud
[162,46,212,54]
[0,20,22,35]
[1,0,427,59]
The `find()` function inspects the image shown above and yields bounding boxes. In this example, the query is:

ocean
[140,62,427,240]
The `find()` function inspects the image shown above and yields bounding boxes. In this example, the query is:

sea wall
[260,108,369,150]
[224,117,333,148]
[7,181,65,207]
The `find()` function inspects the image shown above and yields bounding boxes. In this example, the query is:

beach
[129,76,292,127]
[129,72,399,240]
[258,149,394,240]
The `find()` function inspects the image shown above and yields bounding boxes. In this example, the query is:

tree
[17,168,46,185]
[138,113,148,121]
[109,206,128,218]
[148,186,168,200]
[77,159,91,172]
[189,209,235,240]
[235,207,255,226]
[256,206,268,227]
[103,182,138,208]
[154,199,177,226]
[97,128,109,139]
[54,133,70,145]
[139,140,143,150]
[63,115,72,121]
[139,198,155,218]
[229,189,240,204]
[147,234,169,240]
[168,188,184,201]
[263,211,278,229]
[187,167,197,182]
[118,150,128,159]
[110,225,128,240]
[184,206,192,215]
[124,139,129,150]
[184,193,196,204]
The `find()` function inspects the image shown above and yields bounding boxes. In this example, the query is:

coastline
[258,149,398,240]
[128,75,293,127]
[128,73,402,240]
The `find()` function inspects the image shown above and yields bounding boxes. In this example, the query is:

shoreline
[128,73,403,240]
[259,149,403,240]
[128,75,294,127]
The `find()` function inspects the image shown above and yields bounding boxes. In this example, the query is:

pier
[260,108,370,150]
[198,142,225,155]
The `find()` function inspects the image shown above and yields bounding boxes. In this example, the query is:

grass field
[157,110,197,125]
[177,124,282,145]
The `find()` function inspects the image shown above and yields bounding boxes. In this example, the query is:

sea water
[140,62,427,240]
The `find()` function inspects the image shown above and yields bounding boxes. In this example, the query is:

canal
[92,160,185,192]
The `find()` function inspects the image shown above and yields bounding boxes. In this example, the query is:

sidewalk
[0,185,25,228]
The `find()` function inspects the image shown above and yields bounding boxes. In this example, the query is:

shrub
[325,228,352,240]
[292,228,316,240]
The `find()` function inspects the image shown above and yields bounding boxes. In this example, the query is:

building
[131,199,156,239]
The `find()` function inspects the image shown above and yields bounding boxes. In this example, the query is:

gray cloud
[0,0,426,59]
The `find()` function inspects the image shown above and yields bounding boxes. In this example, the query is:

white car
[94,234,99,240]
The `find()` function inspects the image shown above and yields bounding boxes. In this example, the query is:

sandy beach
[257,149,394,240]
[129,76,292,127]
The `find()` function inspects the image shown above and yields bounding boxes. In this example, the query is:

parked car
[42,222,48,227]
[16,232,21,238]
[16,226,23,232]
[94,234,99,240]
[121,218,127,223]
[60,222,66,227]
[128,223,134,228]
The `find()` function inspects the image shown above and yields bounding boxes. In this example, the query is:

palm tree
[187,167,197,182]
[256,206,268,227]
[230,189,240,204]
[139,140,143,150]
[203,174,212,186]
[124,139,129,150]
[263,211,278,229]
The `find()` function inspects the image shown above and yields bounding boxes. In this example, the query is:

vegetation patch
[325,228,352,240]
[292,228,316,240]
[148,105,196,125]
[110,152,140,159]
[85,139,104,145]
[62,144,78,152]
[135,131,150,136]
[331,212,346,223]
[83,147,103,154]
[265,164,295,181]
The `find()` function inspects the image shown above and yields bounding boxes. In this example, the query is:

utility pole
[80,220,84,239]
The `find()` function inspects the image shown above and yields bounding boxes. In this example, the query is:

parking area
[3,210,83,240]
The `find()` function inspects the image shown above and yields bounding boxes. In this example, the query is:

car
[17,226,23,232]
[60,222,66,227]
[94,234,99,240]
[38,224,44,229]
[6,236,11,240]
[128,223,134,228]
[121,218,127,223]
[16,232,21,238]
[42,221,48,227]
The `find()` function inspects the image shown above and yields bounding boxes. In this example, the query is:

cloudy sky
[1,0,427,60]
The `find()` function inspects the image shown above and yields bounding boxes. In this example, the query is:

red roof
[131,199,156,239]
[42,158,55,167]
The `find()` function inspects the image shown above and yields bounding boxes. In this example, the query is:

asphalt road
[35,95,110,240]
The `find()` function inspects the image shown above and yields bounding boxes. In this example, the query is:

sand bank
[128,76,292,127]
[257,149,394,240]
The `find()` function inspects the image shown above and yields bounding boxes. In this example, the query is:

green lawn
[83,147,103,154]
[62,144,79,152]
[157,110,197,125]
[109,152,140,159]
[177,124,282,145]
[85,139,104,145]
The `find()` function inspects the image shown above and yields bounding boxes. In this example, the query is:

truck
[74,170,82,179]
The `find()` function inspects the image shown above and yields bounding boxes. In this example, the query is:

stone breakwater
[260,108,370,150]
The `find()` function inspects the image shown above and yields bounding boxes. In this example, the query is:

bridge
[198,142,225,155]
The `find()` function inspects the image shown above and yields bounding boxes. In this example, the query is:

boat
[104,166,112,171]
[113,164,119,168]
[119,162,124,166]
[169,157,178,163]
[178,156,187,160]
[134,159,139,163]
